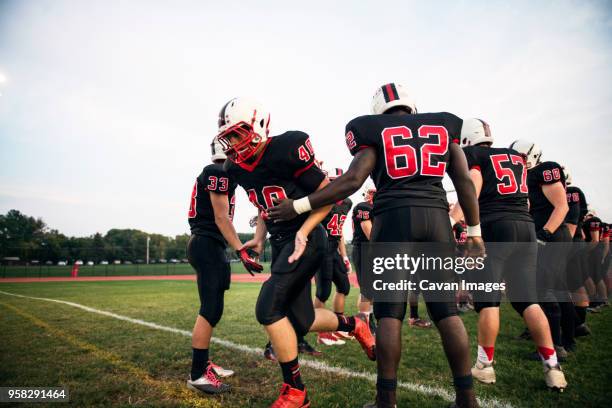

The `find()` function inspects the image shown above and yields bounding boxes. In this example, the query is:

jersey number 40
[382,126,449,179]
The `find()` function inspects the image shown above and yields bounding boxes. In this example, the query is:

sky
[1,0,611,239]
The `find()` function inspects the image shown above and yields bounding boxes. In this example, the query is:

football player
[186,137,263,395]
[510,140,573,361]
[216,98,376,408]
[562,167,591,338]
[269,83,483,408]
[315,168,354,345]
[449,119,567,390]
[352,184,377,334]
[582,212,602,312]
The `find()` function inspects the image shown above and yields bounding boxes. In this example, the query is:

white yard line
[0,290,514,408]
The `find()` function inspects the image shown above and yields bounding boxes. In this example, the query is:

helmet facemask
[217,122,266,164]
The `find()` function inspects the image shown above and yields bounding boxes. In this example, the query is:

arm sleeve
[345,119,374,156]
[463,147,480,171]
[535,162,565,185]
[443,112,463,145]
[287,131,326,193]
[202,165,231,194]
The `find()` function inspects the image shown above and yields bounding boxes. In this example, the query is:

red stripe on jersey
[470,165,481,172]
[294,161,316,178]
[452,138,460,144]
[385,84,396,101]
[357,145,372,151]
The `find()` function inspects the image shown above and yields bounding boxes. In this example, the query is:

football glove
[536,228,553,244]
[237,248,263,276]
[343,256,352,273]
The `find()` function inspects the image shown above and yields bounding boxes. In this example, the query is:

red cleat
[351,316,376,361]
[270,384,310,408]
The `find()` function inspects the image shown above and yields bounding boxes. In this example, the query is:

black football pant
[187,234,230,327]
[255,225,327,336]
[315,239,350,303]
[371,206,470,388]
[537,224,573,348]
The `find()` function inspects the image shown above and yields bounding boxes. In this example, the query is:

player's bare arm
[240,213,267,256]
[267,148,377,221]
[287,178,333,263]
[210,191,242,251]
[447,143,484,256]
[541,182,569,233]
[449,168,483,224]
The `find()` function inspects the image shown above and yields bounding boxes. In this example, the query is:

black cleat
[575,323,591,337]
[264,342,277,361]
[298,339,322,356]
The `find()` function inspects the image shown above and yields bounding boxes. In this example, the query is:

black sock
[337,315,356,332]
[410,305,419,319]
[575,306,587,325]
[191,348,209,380]
[280,357,304,390]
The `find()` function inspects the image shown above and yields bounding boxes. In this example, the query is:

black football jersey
[188,163,237,242]
[463,146,532,224]
[582,216,601,242]
[225,131,326,239]
[526,161,566,230]
[322,198,353,241]
[352,201,373,245]
[565,186,586,226]
[345,112,462,215]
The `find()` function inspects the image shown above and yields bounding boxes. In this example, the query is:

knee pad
[198,290,225,327]
[374,301,407,321]
[335,273,351,296]
[511,301,536,316]
[474,302,500,313]
[426,301,457,324]
[316,277,332,303]
[255,280,285,326]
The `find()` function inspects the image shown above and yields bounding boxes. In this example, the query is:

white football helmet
[509,139,542,169]
[216,98,271,163]
[210,136,227,163]
[371,83,417,115]
[561,165,572,185]
[362,182,376,203]
[460,118,493,147]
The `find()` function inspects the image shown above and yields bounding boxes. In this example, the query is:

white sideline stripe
[0,290,513,408]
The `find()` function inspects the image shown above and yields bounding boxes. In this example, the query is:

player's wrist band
[293,197,312,214]
[467,224,481,237]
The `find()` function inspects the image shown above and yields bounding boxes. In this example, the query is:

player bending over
[216,98,376,408]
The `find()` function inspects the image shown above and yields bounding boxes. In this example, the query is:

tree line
[0,210,262,264]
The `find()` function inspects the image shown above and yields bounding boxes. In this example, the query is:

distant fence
[0,263,196,279]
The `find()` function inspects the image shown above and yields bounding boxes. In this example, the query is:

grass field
[0,262,272,278]
[0,280,610,407]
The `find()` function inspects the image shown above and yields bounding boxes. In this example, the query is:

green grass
[0,262,272,278]
[0,281,610,407]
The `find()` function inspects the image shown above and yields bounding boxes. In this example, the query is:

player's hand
[240,239,264,256]
[343,256,352,274]
[288,230,308,264]
[536,228,553,245]
[236,248,263,276]
[268,198,298,222]
[465,236,485,258]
